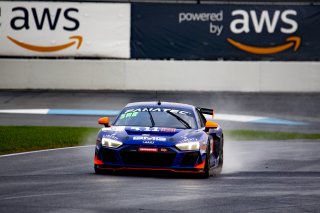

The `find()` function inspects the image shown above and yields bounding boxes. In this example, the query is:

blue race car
[94,101,223,178]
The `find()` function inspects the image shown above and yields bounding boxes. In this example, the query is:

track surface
[1,91,320,212]
[0,141,320,212]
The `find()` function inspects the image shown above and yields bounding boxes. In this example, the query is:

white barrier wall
[0,59,319,92]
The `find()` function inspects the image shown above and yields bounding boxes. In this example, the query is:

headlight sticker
[110,126,125,132]
[179,137,198,143]
[103,134,119,141]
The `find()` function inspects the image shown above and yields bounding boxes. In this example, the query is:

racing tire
[212,137,224,176]
[94,165,103,174]
[200,141,212,179]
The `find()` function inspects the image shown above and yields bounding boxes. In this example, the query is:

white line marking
[0,109,49,114]
[205,114,264,122]
[0,109,305,125]
[0,109,265,122]
[0,145,95,158]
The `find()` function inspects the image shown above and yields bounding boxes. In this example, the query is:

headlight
[175,141,200,151]
[101,138,123,148]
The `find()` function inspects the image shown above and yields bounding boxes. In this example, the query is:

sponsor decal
[159,148,168,152]
[142,141,154,144]
[119,111,139,120]
[179,9,300,55]
[137,147,169,152]
[7,35,82,52]
[5,5,82,52]
[228,9,300,55]
[129,127,177,133]
[130,127,160,132]
[178,11,223,36]
[0,2,130,57]
[125,108,191,115]
[133,136,167,142]
[102,126,125,132]
[159,128,176,133]
[131,4,315,60]
[111,126,125,132]
[179,137,199,143]
[103,134,119,141]
[138,147,158,152]
[227,36,300,55]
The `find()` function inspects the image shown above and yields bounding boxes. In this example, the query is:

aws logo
[7,7,82,52]
[228,10,301,55]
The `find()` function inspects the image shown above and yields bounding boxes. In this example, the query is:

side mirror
[205,120,218,132]
[98,117,110,127]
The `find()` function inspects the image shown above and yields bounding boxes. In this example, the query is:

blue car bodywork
[94,102,223,177]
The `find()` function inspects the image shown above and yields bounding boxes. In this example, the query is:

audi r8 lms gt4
[94,101,224,178]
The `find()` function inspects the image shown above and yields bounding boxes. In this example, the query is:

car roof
[125,101,195,111]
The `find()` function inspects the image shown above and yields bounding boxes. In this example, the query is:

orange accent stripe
[227,36,301,55]
[194,159,206,169]
[94,155,103,165]
[7,35,83,52]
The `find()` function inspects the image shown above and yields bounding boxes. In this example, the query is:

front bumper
[94,145,206,173]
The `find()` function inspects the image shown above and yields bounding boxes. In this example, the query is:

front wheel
[200,141,212,178]
[94,165,103,174]
[212,137,224,176]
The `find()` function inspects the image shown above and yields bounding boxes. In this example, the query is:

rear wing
[197,107,215,119]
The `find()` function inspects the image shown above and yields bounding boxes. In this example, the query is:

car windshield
[114,107,197,129]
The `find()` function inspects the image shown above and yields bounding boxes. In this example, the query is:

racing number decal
[119,112,139,119]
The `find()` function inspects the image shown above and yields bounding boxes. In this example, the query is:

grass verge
[0,126,99,155]
[0,126,319,155]
[226,130,320,141]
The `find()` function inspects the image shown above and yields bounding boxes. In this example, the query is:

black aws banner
[131,3,320,60]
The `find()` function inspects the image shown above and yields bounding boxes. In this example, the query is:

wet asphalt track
[0,141,320,212]
[0,91,320,212]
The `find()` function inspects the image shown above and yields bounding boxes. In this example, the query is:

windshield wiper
[166,111,192,129]
[147,108,155,128]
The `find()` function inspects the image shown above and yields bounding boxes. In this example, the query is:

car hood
[98,126,207,146]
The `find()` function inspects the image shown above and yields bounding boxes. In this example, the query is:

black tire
[212,137,224,176]
[213,137,220,158]
[200,141,212,178]
[94,165,103,174]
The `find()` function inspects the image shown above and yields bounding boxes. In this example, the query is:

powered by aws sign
[178,8,300,55]
[131,3,320,60]
[0,1,130,58]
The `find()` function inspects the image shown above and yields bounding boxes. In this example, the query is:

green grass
[0,126,99,155]
[225,130,320,141]
[0,126,320,155]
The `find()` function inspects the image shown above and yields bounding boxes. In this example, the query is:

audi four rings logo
[142,141,154,144]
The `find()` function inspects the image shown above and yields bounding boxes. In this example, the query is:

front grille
[120,147,176,167]
[180,152,199,167]
[101,148,118,163]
